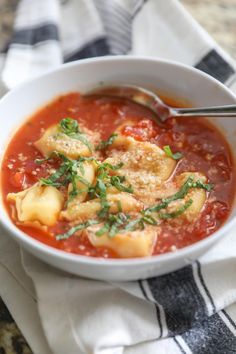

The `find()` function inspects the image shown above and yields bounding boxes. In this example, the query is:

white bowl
[0,56,236,281]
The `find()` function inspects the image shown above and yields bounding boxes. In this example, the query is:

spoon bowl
[85,84,236,122]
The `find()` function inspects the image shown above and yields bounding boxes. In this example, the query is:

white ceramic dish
[0,56,236,281]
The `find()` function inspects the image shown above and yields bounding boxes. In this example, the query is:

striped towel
[0,1,236,353]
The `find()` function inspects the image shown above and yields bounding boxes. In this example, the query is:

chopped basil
[40,162,70,187]
[38,154,93,203]
[95,223,110,237]
[60,117,80,135]
[56,219,99,240]
[52,152,213,239]
[191,180,213,192]
[163,145,183,160]
[40,179,61,188]
[141,214,158,225]
[124,214,158,232]
[99,162,124,172]
[59,117,92,152]
[96,179,110,218]
[145,176,195,213]
[87,161,127,218]
[93,196,192,238]
[110,176,133,193]
[145,176,213,215]
[124,218,143,232]
[35,151,66,165]
[95,213,130,238]
[67,175,91,204]
[96,133,118,151]
[159,199,193,219]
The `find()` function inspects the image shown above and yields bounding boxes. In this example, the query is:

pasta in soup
[1,91,235,258]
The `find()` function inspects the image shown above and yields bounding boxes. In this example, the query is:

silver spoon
[84,85,236,123]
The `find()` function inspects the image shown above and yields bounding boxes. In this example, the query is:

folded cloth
[1,1,236,353]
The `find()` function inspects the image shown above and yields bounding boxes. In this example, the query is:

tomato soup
[1,92,235,258]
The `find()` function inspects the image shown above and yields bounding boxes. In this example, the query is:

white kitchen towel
[1,0,236,354]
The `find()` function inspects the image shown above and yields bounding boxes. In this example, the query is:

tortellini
[105,134,176,204]
[7,183,64,226]
[34,124,92,158]
[87,225,157,258]
[61,192,143,221]
[173,172,207,222]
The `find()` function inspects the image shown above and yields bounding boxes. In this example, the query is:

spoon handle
[175,105,236,117]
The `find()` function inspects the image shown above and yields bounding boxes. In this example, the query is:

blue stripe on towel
[10,23,59,46]
[64,37,110,62]
[182,312,236,354]
[195,49,235,83]
[147,265,207,336]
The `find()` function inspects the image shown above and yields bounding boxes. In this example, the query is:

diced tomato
[122,119,159,141]
[10,172,25,188]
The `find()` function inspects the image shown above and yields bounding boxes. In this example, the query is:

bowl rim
[1,55,236,267]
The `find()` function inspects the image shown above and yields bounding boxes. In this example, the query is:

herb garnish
[46,150,213,241]
[163,145,183,160]
[59,118,92,152]
[56,219,99,240]
[87,161,131,218]
[96,179,110,218]
[110,176,133,193]
[36,152,130,209]
[60,117,79,134]
[191,180,213,192]
[36,153,93,203]
[95,213,130,238]
[144,176,213,214]
[124,214,158,232]
[96,133,118,151]
[158,199,193,219]
[55,175,213,239]
[123,199,194,232]
[58,199,194,240]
